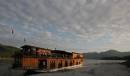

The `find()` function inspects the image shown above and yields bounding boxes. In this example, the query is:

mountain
[84,50,130,59]
[0,43,130,59]
[84,52,101,59]
[0,44,20,57]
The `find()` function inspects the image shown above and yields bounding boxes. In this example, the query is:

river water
[0,60,129,76]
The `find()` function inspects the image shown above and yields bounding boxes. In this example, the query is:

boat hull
[35,63,83,72]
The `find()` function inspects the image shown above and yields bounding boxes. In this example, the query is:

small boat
[12,45,84,72]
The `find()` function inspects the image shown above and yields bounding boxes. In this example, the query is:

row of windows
[49,60,82,69]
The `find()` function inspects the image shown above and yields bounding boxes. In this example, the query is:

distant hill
[0,43,130,59]
[0,44,20,57]
[84,50,130,59]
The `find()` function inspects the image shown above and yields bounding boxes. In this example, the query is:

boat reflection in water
[12,45,84,72]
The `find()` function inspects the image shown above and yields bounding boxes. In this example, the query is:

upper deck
[17,45,83,59]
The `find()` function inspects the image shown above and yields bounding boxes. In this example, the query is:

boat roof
[21,45,72,54]
[21,45,51,50]
[51,50,72,54]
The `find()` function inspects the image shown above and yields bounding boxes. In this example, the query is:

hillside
[84,50,130,59]
[0,44,20,57]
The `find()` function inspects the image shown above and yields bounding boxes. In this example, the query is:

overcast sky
[0,0,130,52]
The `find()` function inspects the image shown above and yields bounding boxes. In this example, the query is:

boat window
[65,61,68,66]
[21,48,30,54]
[28,49,31,52]
[31,48,36,51]
[43,61,46,65]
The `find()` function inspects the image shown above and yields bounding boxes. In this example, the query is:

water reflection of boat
[12,45,84,72]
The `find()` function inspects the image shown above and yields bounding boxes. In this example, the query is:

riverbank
[122,60,130,68]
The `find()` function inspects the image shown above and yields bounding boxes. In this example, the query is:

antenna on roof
[10,25,15,41]
[24,38,26,44]
[55,48,56,50]
[11,25,14,35]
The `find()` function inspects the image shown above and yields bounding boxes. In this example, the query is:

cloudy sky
[0,0,130,52]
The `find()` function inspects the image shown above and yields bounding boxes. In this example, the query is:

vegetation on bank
[0,44,20,57]
[125,60,130,67]
[102,55,130,68]
[122,56,130,68]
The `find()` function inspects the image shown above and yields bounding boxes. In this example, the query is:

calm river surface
[0,59,129,76]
